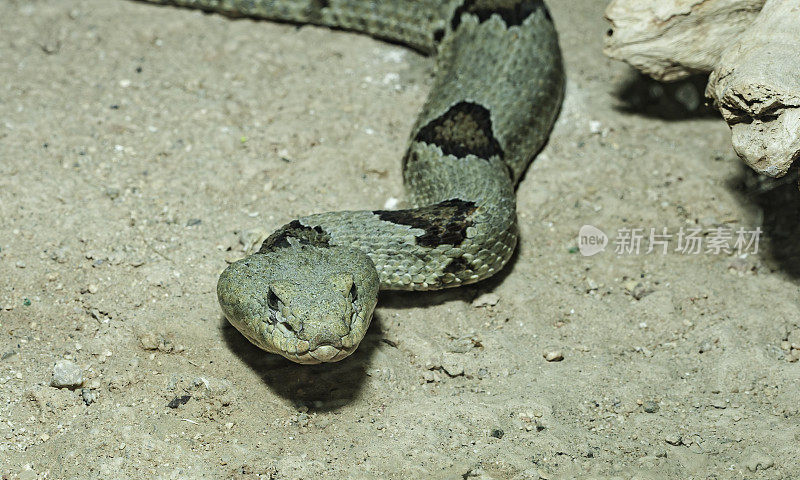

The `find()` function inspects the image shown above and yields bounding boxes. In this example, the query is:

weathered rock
[706,0,800,177]
[604,0,764,81]
[50,360,83,389]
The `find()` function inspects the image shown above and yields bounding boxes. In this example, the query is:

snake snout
[302,315,348,349]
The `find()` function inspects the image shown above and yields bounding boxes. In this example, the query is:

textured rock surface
[706,0,800,177]
[604,0,764,82]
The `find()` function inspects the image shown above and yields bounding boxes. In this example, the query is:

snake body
[147,0,564,363]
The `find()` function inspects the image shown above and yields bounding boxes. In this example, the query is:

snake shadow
[728,164,800,278]
[613,70,717,121]
[220,246,519,409]
[221,312,384,411]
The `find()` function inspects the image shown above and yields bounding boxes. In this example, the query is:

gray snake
[144,0,565,363]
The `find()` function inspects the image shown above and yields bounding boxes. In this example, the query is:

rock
[81,388,98,406]
[543,349,564,362]
[787,329,800,350]
[742,452,774,471]
[664,433,682,446]
[472,292,500,308]
[167,395,191,408]
[440,356,464,377]
[239,228,268,254]
[138,332,160,350]
[642,400,660,413]
[138,331,184,353]
[447,336,479,353]
[604,0,764,81]
[706,0,800,177]
[50,360,83,389]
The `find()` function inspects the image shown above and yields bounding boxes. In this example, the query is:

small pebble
[788,350,800,363]
[225,253,244,264]
[743,452,774,472]
[239,228,268,253]
[50,360,84,389]
[787,329,800,350]
[664,434,682,446]
[81,388,97,406]
[440,356,464,377]
[139,332,160,350]
[105,187,121,200]
[383,197,399,209]
[472,292,500,308]
[87,284,98,294]
[643,400,659,413]
[167,395,191,408]
[447,336,479,353]
[543,349,563,362]
[490,428,504,439]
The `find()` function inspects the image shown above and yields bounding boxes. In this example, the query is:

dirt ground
[2,0,799,478]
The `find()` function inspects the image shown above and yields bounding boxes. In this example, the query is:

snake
[143,0,564,363]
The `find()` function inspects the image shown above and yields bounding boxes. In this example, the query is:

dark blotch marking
[451,0,546,31]
[259,220,331,253]
[414,101,504,161]
[374,199,477,247]
[443,256,471,274]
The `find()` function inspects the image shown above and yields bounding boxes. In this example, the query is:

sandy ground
[2,0,799,478]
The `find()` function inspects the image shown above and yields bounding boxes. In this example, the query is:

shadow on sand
[613,71,717,121]
[729,164,800,278]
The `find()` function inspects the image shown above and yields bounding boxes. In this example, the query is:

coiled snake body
[147,0,564,363]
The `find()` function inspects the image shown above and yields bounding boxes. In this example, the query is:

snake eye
[348,283,358,303]
[267,287,282,311]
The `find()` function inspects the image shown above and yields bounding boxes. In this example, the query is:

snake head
[217,245,379,364]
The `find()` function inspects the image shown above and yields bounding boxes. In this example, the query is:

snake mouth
[262,294,364,364]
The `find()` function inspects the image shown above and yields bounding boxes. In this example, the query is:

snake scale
[144,0,564,363]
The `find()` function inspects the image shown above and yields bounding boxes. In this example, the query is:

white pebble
[50,360,84,389]
[383,197,399,209]
[543,349,564,362]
